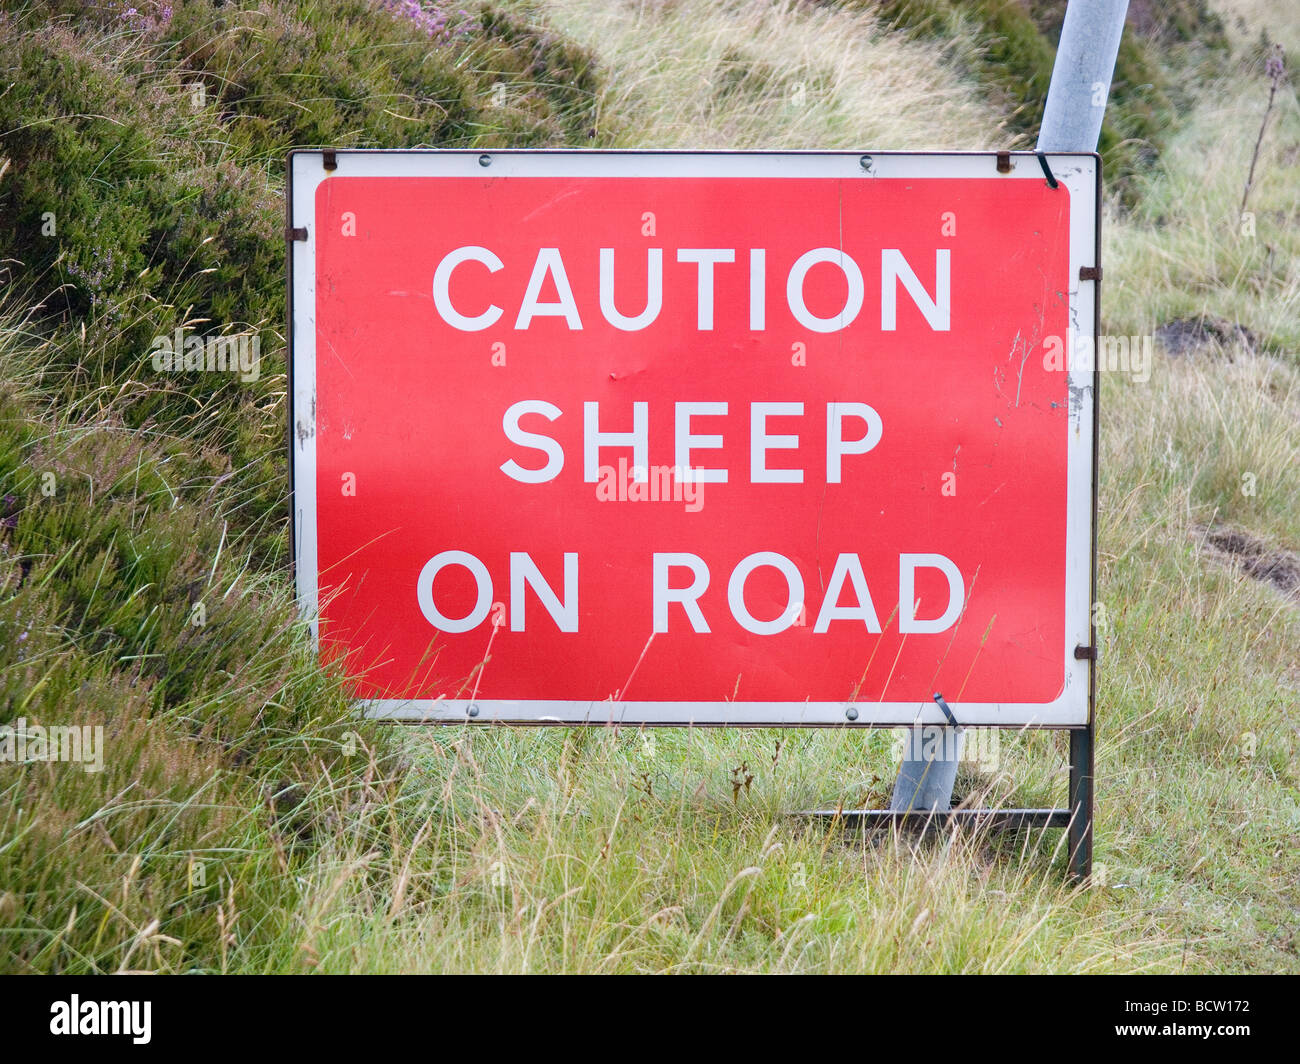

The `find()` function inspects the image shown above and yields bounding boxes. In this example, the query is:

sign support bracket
[806,717,1094,882]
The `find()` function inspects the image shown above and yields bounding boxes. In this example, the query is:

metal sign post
[882,0,1129,876]
[1039,0,1130,879]
[287,148,1100,877]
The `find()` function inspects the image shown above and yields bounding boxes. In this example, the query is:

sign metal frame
[287,150,1100,738]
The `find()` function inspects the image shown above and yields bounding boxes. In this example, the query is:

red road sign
[289,151,1098,726]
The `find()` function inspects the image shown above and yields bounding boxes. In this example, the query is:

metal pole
[889,693,962,813]
[887,0,1123,833]
[1039,0,1126,881]
[1068,728,1094,880]
[1036,0,1131,153]
[889,725,963,812]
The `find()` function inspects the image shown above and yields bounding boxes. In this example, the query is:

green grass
[0,0,1296,973]
[847,0,1230,199]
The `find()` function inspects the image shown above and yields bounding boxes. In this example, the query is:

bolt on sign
[288,151,1099,727]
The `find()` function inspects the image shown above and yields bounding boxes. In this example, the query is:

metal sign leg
[1068,726,1094,881]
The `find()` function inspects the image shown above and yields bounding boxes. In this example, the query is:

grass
[0,0,1296,973]
[503,0,1012,150]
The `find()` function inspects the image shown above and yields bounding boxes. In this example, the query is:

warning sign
[288,151,1098,726]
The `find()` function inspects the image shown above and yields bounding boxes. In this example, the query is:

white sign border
[288,150,1098,728]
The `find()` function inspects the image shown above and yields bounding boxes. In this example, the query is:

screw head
[859,155,873,172]
[467,703,480,718]
[845,706,859,721]
[478,154,492,167]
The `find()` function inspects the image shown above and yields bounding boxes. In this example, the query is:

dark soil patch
[1201,526,1300,599]
[1156,315,1258,357]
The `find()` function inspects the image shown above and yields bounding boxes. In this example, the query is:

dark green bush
[0,0,603,972]
[0,1,604,564]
